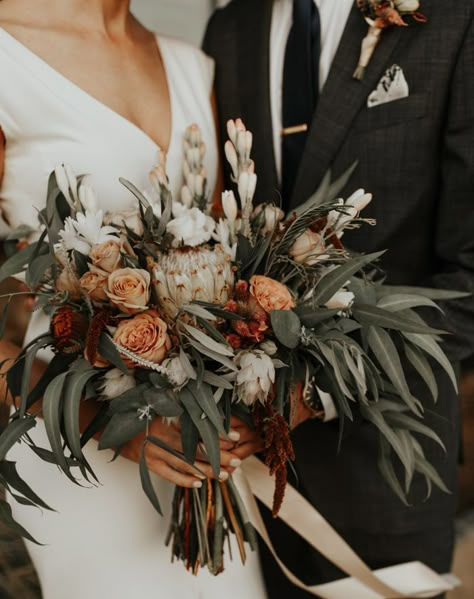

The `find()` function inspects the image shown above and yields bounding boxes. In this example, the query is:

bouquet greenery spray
[0,119,463,574]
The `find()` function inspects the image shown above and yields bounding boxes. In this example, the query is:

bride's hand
[121,417,245,488]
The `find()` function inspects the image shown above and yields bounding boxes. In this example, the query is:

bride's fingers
[148,459,204,488]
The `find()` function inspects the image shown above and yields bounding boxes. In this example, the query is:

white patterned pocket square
[367,64,409,108]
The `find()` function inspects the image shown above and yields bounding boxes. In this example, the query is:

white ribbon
[234,457,460,599]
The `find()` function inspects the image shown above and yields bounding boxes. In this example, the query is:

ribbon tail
[235,457,460,599]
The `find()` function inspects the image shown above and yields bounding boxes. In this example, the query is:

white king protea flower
[235,350,275,406]
[152,245,234,318]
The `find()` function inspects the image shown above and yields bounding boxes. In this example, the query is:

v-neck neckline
[0,27,174,155]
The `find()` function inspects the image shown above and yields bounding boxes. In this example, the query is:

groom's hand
[219,416,265,462]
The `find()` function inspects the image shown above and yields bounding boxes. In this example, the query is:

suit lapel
[289,5,405,210]
[237,0,278,202]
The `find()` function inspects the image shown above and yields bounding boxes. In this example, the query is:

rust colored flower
[85,308,112,368]
[249,275,296,313]
[253,400,295,517]
[51,306,88,353]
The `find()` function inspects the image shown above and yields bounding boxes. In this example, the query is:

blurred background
[0,0,473,597]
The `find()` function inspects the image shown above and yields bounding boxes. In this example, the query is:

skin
[0,0,262,489]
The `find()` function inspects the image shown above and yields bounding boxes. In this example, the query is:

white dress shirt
[270,0,354,182]
[270,0,354,421]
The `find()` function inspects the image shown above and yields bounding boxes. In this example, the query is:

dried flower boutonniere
[354,0,427,80]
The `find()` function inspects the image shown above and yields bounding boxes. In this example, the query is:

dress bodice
[0,28,218,229]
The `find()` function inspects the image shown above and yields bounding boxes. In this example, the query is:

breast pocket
[354,93,428,133]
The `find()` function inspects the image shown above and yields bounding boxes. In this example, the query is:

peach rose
[90,239,123,273]
[57,268,82,299]
[249,275,296,313]
[80,266,109,302]
[289,229,327,265]
[113,310,172,366]
[105,268,150,314]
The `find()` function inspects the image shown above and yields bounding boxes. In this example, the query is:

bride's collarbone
[0,21,171,150]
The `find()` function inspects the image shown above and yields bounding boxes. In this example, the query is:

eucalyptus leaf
[0,416,36,461]
[404,343,438,403]
[361,405,413,475]
[119,178,151,208]
[377,439,409,506]
[293,171,332,217]
[202,371,233,390]
[311,251,386,306]
[270,310,301,349]
[179,348,197,380]
[143,388,183,418]
[0,243,44,284]
[352,304,445,335]
[42,372,77,481]
[294,306,339,327]
[98,411,147,450]
[377,293,441,313]
[403,333,458,393]
[188,381,226,436]
[98,333,129,373]
[368,327,422,417]
[376,285,471,301]
[0,499,43,545]
[414,455,450,495]
[182,304,217,321]
[183,323,233,357]
[0,297,12,340]
[20,336,54,418]
[63,370,98,461]
[384,411,445,451]
[188,339,238,371]
[180,410,199,464]
[180,388,220,475]
[25,253,56,288]
[139,444,163,516]
[0,461,53,511]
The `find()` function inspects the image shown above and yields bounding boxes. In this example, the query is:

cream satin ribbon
[234,457,460,599]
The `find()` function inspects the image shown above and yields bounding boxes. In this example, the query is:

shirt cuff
[316,386,338,422]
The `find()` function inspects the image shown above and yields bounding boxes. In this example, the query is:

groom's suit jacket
[205,0,474,593]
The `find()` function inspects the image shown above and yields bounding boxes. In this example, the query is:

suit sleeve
[423,14,474,363]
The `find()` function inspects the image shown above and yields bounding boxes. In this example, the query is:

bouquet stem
[167,476,256,575]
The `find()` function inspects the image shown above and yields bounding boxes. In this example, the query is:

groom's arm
[417,14,474,363]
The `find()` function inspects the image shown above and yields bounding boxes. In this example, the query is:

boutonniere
[354,1,427,80]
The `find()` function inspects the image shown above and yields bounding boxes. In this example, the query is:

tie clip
[281,123,308,136]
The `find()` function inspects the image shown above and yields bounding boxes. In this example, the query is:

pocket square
[367,64,409,108]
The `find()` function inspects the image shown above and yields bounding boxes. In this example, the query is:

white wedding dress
[0,28,267,599]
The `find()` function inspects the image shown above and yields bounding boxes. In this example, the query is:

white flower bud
[181,186,193,208]
[222,190,238,223]
[162,356,189,388]
[100,369,136,400]
[227,120,237,146]
[325,290,355,310]
[225,140,239,179]
[78,183,98,214]
[259,340,278,356]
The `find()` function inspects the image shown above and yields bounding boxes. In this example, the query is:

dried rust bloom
[254,400,295,517]
[85,308,112,367]
[51,306,88,354]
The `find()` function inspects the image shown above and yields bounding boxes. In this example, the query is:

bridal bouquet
[0,120,462,575]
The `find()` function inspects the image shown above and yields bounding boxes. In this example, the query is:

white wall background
[131,0,229,45]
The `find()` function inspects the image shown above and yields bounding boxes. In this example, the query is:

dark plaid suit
[204,1,474,596]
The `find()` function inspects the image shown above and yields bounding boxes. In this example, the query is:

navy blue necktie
[281,0,321,209]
